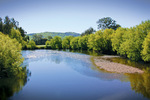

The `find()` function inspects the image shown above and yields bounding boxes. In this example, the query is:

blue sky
[0,0,150,34]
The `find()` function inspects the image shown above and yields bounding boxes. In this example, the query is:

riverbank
[94,56,144,74]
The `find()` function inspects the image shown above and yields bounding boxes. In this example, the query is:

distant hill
[28,32,81,39]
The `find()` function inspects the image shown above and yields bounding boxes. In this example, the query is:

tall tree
[50,36,62,49]
[141,32,150,62]
[3,16,11,35]
[111,27,127,53]
[0,32,24,77]
[81,27,95,36]
[32,34,43,45]
[70,37,79,50]
[18,27,26,37]
[62,36,73,49]
[97,17,120,30]
[10,18,17,29]
[48,36,53,41]
[0,17,3,32]
[78,35,88,50]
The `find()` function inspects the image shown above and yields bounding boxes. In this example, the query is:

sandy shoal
[94,56,144,74]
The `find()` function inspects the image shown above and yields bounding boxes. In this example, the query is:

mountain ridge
[28,32,81,39]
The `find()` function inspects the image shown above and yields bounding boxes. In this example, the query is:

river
[0,50,150,100]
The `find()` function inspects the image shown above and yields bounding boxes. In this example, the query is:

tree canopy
[97,17,121,30]
[62,36,73,49]
[81,27,95,36]
[0,32,24,77]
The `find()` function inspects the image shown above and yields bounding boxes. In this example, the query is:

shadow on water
[108,57,150,70]
[0,59,31,100]
[125,68,150,99]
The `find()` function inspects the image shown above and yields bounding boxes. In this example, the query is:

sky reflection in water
[5,50,149,100]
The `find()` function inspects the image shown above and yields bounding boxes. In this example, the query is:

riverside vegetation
[0,16,150,78]
[45,19,150,62]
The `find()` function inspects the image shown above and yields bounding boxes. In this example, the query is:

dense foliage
[32,34,47,45]
[0,16,28,40]
[62,36,73,49]
[111,20,150,61]
[0,16,29,49]
[0,33,24,77]
[0,16,33,78]
[141,32,150,61]
[46,36,62,49]
[26,40,36,50]
[97,17,121,30]
[81,27,95,36]
[45,20,150,62]
[70,37,80,50]
[78,35,88,50]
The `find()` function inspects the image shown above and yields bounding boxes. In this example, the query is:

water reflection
[0,50,31,100]
[95,56,150,99]
[110,57,150,69]
[8,50,150,100]
[127,69,150,99]
[0,67,30,100]
[24,50,128,81]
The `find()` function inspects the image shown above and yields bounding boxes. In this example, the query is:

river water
[0,50,149,100]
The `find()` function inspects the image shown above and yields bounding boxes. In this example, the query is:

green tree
[0,32,24,77]
[50,36,62,49]
[87,34,95,50]
[137,20,150,35]
[78,35,88,50]
[45,40,51,48]
[32,34,43,45]
[0,17,3,32]
[18,27,26,38]
[102,28,114,53]
[10,28,23,43]
[24,35,29,41]
[111,27,127,53]
[3,16,11,35]
[62,36,74,49]
[9,28,27,49]
[81,27,95,36]
[141,32,150,62]
[119,27,145,61]
[70,37,79,50]
[118,20,150,61]
[93,30,104,51]
[97,17,121,30]
[48,36,53,41]
[27,40,36,49]
[10,18,18,29]
[87,30,104,51]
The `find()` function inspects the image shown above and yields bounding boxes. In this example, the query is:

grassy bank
[36,45,46,49]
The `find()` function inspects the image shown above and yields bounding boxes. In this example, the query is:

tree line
[1,16,150,77]
[0,16,38,50]
[0,16,35,78]
[45,19,150,62]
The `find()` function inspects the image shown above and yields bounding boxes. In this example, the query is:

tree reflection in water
[0,67,30,100]
[127,68,150,99]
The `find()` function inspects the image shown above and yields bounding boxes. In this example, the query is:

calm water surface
[1,50,150,100]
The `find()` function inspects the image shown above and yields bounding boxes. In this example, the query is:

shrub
[27,40,36,49]
[0,32,24,77]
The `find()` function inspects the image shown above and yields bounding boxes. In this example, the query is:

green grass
[36,45,46,49]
